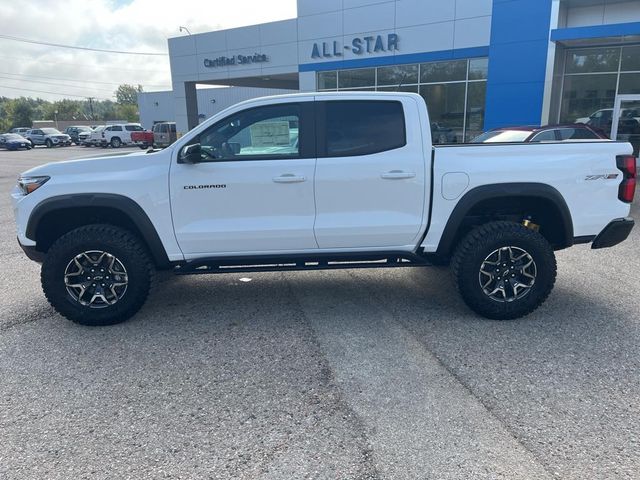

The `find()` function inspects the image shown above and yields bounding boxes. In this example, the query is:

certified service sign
[204,53,268,68]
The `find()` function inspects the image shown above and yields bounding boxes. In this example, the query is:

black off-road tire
[41,225,155,326]
[451,221,557,320]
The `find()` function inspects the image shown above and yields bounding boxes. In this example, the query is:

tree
[115,104,139,122]
[42,99,83,121]
[11,98,35,127]
[115,84,142,105]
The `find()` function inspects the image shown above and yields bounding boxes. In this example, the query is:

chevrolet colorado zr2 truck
[11,93,636,326]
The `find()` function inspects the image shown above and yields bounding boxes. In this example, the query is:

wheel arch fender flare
[434,182,574,257]
[26,193,170,268]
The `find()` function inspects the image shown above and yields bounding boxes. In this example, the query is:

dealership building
[165,0,640,143]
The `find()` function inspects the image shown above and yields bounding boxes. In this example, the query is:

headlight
[17,176,50,195]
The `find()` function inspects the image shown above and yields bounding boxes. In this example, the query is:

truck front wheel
[451,221,557,320]
[41,225,155,326]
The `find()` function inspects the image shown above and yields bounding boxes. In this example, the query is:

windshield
[3,134,24,140]
[472,130,532,143]
[42,128,62,134]
[94,126,106,132]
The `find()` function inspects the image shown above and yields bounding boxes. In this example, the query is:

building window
[560,45,640,136]
[316,57,488,143]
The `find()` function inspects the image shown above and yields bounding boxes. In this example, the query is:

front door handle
[273,174,306,183]
[381,170,416,180]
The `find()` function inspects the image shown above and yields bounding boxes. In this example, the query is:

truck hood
[21,149,168,178]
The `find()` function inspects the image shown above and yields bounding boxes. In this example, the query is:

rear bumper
[592,217,635,249]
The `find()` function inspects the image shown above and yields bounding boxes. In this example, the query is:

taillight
[617,155,637,203]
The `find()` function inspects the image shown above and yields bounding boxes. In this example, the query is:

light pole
[54,110,58,130]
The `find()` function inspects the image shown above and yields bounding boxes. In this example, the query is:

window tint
[125,125,143,131]
[530,130,557,142]
[170,124,176,133]
[111,125,123,131]
[196,103,301,161]
[558,128,599,140]
[322,101,405,157]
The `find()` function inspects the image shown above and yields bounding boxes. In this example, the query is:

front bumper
[592,217,635,249]
[18,239,45,263]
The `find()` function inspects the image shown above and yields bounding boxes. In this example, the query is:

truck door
[313,98,427,249]
[169,100,318,256]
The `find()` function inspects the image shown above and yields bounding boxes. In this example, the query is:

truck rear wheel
[451,221,557,320]
[41,225,155,326]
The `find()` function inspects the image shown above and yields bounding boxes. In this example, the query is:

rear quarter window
[321,100,406,157]
[559,128,599,140]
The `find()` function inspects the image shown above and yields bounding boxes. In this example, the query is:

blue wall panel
[484,0,553,129]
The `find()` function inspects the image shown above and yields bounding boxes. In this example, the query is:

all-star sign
[311,34,399,59]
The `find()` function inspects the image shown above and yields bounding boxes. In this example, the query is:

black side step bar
[174,251,431,275]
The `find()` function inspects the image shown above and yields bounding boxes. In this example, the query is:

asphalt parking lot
[1,145,639,479]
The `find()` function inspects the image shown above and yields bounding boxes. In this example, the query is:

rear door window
[319,100,406,157]
[558,128,599,140]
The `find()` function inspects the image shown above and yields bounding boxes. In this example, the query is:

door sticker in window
[250,121,290,147]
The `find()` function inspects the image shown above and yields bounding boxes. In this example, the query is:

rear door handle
[273,174,306,183]
[381,170,416,180]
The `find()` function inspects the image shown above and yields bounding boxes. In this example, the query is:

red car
[472,124,608,143]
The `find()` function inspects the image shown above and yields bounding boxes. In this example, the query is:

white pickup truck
[11,92,636,326]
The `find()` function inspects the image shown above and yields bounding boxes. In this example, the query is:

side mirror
[179,143,201,164]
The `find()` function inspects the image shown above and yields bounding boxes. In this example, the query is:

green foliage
[0,84,143,131]
[42,99,84,121]
[115,84,143,105]
[115,104,139,122]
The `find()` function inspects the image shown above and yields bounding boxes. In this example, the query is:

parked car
[24,128,72,148]
[9,127,31,135]
[77,128,94,146]
[152,122,177,148]
[471,124,608,143]
[64,126,93,145]
[131,129,155,149]
[85,126,107,147]
[102,123,145,148]
[575,108,640,135]
[11,92,635,326]
[0,133,32,150]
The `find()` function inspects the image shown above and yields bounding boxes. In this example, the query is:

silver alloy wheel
[479,246,536,302]
[64,251,128,308]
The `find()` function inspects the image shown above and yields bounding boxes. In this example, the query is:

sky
[0,0,297,102]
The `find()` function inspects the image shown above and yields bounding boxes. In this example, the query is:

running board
[174,251,431,275]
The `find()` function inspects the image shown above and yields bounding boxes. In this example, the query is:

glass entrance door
[612,95,640,157]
